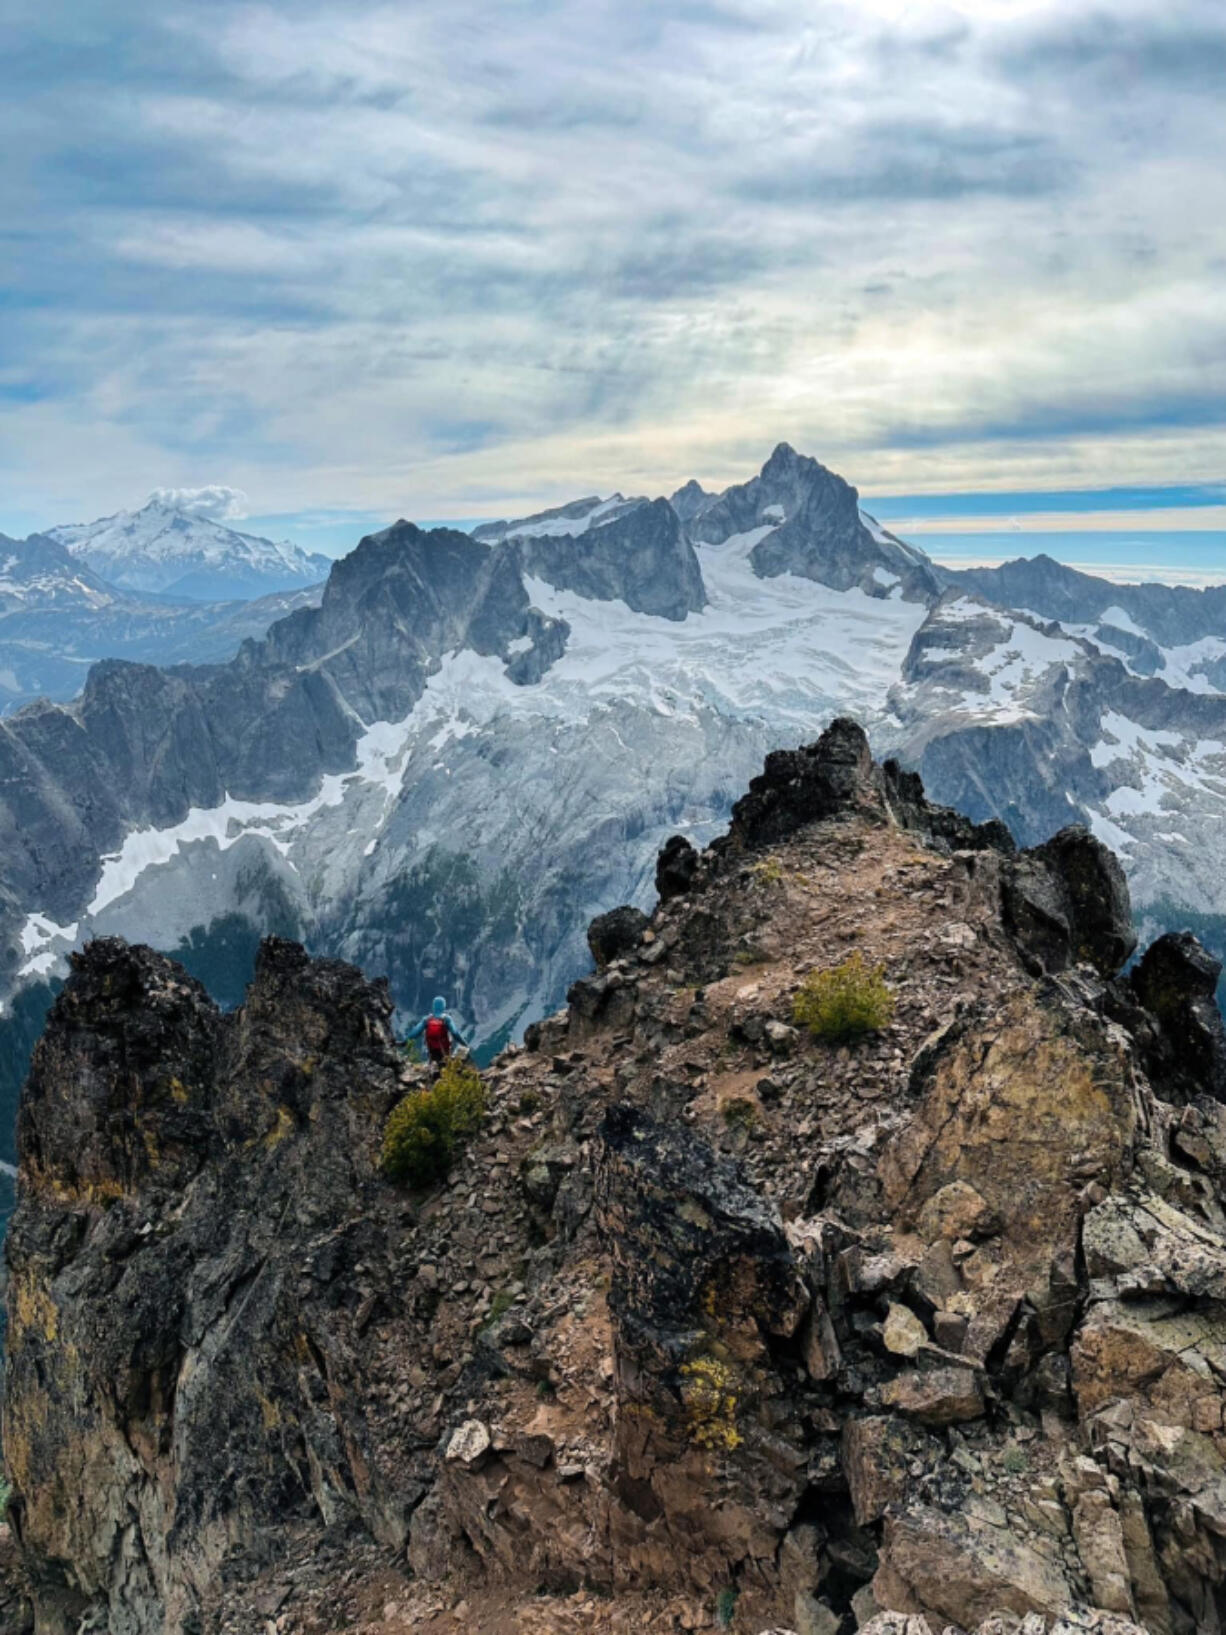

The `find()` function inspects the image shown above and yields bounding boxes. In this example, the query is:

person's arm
[405,1016,427,1042]
[447,1015,469,1048]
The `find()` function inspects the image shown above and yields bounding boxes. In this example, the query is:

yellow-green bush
[381,1058,485,1187]
[792,952,894,1041]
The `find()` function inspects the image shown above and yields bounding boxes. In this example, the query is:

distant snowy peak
[48,497,331,602]
[899,592,1090,727]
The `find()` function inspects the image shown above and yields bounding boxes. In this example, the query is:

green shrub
[381,1058,485,1187]
[750,856,783,884]
[721,1096,758,1131]
[480,1289,515,1331]
[792,952,894,1041]
[0,1478,9,1522]
[715,1586,738,1628]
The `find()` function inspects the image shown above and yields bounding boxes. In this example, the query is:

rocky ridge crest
[5,722,1226,1635]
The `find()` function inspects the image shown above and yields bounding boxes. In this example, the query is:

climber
[405,996,468,1071]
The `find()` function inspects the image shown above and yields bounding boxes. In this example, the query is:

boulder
[881,1365,986,1425]
[727,718,876,851]
[445,1420,492,1469]
[1071,1490,1134,1617]
[1004,827,1135,978]
[882,1303,928,1357]
[842,1416,935,1525]
[656,834,700,902]
[874,1506,1075,1629]
[587,905,650,970]
[1130,931,1226,1103]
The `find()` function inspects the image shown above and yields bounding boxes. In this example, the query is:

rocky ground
[3,722,1226,1635]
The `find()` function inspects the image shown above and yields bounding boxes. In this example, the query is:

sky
[1,0,1224,575]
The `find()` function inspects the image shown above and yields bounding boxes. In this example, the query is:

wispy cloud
[0,0,1223,534]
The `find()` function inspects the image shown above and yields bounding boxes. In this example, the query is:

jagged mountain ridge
[942,554,1226,680]
[5,723,1226,1634]
[46,494,331,601]
[0,528,325,714]
[3,443,1226,1082]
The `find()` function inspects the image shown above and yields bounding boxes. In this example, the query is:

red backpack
[424,1015,450,1054]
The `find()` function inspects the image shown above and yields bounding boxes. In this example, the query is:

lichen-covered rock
[4,936,405,1635]
[874,1506,1076,1627]
[595,1105,810,1588]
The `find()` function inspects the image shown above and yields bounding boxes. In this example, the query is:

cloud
[148,485,249,520]
[0,0,1223,530]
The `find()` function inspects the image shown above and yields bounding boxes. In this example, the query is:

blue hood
[431,997,447,1017]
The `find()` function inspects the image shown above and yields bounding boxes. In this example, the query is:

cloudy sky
[2,0,1224,566]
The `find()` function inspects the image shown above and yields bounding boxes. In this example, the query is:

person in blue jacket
[405,996,468,1070]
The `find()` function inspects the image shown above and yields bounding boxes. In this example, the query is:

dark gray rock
[4,936,408,1635]
[667,478,712,523]
[655,834,700,902]
[1003,825,1136,978]
[510,498,706,621]
[881,759,1015,854]
[1130,931,1226,1103]
[587,905,650,969]
[726,717,877,850]
[594,1104,810,1573]
[943,551,1226,653]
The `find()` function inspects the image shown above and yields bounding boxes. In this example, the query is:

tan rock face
[875,1507,1075,1627]
[880,990,1140,1290]
[916,1181,998,1245]
[883,1303,927,1357]
[880,1364,986,1426]
[1071,1490,1134,1616]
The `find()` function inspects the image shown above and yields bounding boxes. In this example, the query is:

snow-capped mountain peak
[6,441,1226,1077]
[47,496,331,602]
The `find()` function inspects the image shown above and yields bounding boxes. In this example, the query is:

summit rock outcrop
[5,721,1226,1635]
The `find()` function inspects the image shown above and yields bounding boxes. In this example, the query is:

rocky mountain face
[687,443,939,605]
[5,723,1226,1635]
[46,496,331,602]
[0,527,323,713]
[883,592,1226,933]
[0,533,115,614]
[4,444,1226,1147]
[942,556,1226,684]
